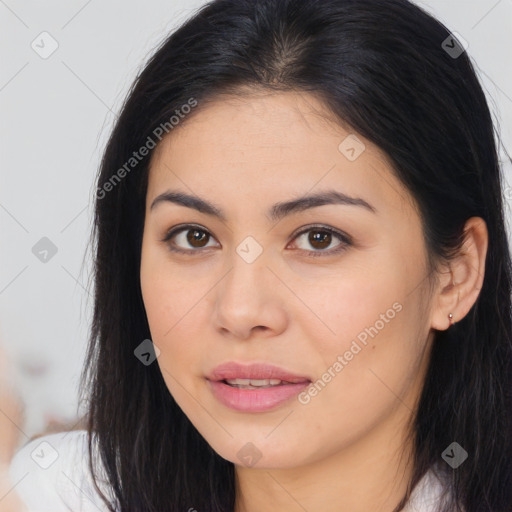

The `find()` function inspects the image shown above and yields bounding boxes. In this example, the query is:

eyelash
[161,223,352,258]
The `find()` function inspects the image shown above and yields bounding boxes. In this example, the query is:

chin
[198,430,318,470]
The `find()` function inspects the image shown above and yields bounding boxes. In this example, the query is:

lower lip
[207,380,310,412]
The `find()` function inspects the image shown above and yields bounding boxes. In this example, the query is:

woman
[8,0,512,510]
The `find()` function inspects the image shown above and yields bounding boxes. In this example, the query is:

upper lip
[207,362,312,383]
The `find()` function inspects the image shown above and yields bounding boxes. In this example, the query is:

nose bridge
[213,234,282,337]
[224,234,270,301]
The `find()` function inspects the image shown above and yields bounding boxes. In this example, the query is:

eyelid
[161,223,352,256]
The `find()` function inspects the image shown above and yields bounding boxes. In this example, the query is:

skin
[139,89,488,512]
[0,345,26,512]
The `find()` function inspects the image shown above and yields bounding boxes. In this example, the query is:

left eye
[162,224,351,257]
[290,226,350,256]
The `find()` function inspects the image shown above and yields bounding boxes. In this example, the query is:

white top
[7,430,453,512]
[7,430,114,512]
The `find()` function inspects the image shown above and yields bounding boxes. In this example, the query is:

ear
[430,217,488,331]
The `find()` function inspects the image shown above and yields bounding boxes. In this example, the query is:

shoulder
[7,430,115,512]
[404,465,459,512]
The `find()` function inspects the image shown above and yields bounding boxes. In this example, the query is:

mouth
[207,361,312,383]
[221,377,307,389]
[206,362,312,412]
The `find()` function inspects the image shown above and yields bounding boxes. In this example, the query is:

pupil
[310,230,331,249]
[187,229,208,247]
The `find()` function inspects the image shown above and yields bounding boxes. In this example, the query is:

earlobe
[430,217,488,331]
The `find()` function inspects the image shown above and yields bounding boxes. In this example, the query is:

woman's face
[140,90,436,469]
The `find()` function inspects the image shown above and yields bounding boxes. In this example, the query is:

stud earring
[448,313,454,325]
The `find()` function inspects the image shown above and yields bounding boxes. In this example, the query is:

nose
[212,245,288,341]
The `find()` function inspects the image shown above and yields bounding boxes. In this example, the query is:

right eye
[161,224,220,254]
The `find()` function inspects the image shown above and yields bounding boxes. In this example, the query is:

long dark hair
[79,0,512,510]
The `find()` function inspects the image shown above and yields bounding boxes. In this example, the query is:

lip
[206,362,311,412]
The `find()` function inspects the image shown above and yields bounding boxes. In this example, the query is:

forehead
[147,90,416,219]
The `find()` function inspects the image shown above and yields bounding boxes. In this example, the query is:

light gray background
[1,0,511,442]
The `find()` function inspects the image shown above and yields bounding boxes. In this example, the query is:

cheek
[140,271,202,407]
[141,275,197,360]
[140,251,213,388]
[299,250,425,393]
[301,262,404,355]
[140,240,196,339]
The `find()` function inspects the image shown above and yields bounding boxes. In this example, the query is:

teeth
[225,378,284,388]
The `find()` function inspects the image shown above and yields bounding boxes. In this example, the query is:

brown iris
[308,230,332,250]
[187,229,209,248]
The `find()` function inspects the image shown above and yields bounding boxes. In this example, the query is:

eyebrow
[150,189,377,222]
